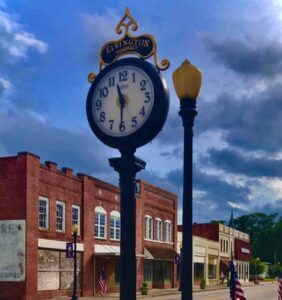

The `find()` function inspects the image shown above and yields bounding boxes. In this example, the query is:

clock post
[86,8,170,300]
[109,149,145,300]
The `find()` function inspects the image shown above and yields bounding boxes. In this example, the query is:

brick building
[192,223,251,283]
[0,152,178,300]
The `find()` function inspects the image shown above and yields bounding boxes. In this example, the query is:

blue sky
[1,0,282,223]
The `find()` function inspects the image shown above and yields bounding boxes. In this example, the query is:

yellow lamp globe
[172,60,202,100]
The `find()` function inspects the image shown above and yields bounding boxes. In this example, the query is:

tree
[268,264,282,278]
[210,220,225,225]
[249,259,265,277]
[234,213,278,262]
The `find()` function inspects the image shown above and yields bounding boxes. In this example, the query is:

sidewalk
[49,282,266,300]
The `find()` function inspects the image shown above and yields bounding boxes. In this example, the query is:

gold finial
[116,7,138,36]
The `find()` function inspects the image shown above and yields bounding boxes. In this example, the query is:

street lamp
[71,224,79,300]
[173,60,202,300]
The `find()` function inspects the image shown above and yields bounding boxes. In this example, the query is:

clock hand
[117,84,126,127]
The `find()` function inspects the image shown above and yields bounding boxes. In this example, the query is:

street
[143,283,278,300]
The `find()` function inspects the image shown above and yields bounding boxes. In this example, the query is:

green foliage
[234,213,281,264]
[249,259,266,276]
[268,264,282,278]
[210,220,225,225]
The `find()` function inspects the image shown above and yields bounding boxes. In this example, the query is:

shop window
[165,220,172,242]
[56,201,65,232]
[155,218,163,241]
[95,206,107,238]
[153,261,172,283]
[115,258,120,285]
[72,205,80,235]
[145,215,153,240]
[39,197,49,229]
[208,256,217,279]
[208,264,217,279]
[38,249,81,291]
[163,262,172,282]
[110,211,120,240]
[194,263,204,281]
[144,260,153,282]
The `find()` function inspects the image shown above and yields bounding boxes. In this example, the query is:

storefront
[144,246,177,288]
[234,238,251,282]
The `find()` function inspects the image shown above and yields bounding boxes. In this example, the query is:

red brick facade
[235,238,252,261]
[0,152,178,300]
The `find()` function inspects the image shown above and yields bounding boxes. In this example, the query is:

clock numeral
[119,121,125,132]
[132,72,136,83]
[119,71,128,82]
[100,112,106,122]
[144,92,150,103]
[109,119,114,130]
[139,106,145,117]
[140,80,146,91]
[108,76,115,87]
[131,116,137,128]
[96,99,102,110]
[99,87,108,98]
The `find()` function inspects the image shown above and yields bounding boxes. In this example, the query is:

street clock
[86,57,169,149]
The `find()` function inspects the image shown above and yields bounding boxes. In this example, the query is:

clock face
[90,65,155,137]
[86,58,169,150]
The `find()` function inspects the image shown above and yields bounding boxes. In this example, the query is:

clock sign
[86,57,169,150]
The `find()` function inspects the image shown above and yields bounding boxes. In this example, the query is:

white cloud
[227,201,250,212]
[0,9,48,62]
[82,9,120,44]
[0,76,12,91]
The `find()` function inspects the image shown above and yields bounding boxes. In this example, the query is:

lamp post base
[71,295,79,300]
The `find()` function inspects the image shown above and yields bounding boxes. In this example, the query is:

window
[56,201,65,232]
[110,211,120,240]
[194,263,204,281]
[145,215,153,240]
[115,258,120,285]
[144,260,153,282]
[155,218,163,241]
[153,261,172,283]
[72,205,80,235]
[208,264,217,279]
[39,197,49,229]
[165,220,172,242]
[208,256,217,279]
[95,206,107,238]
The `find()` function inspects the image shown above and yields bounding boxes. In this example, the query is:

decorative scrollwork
[116,7,138,36]
[92,7,170,78]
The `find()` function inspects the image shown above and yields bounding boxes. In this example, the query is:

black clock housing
[86,57,169,150]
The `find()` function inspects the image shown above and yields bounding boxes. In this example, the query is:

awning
[144,246,178,261]
[95,245,120,256]
[94,245,145,257]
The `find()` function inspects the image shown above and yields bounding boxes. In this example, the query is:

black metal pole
[179,98,197,300]
[109,148,146,300]
[71,232,79,300]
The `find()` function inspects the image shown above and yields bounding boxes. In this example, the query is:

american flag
[99,270,107,296]
[229,260,247,300]
[278,278,282,300]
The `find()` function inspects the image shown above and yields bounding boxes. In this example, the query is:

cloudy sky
[1,0,282,223]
